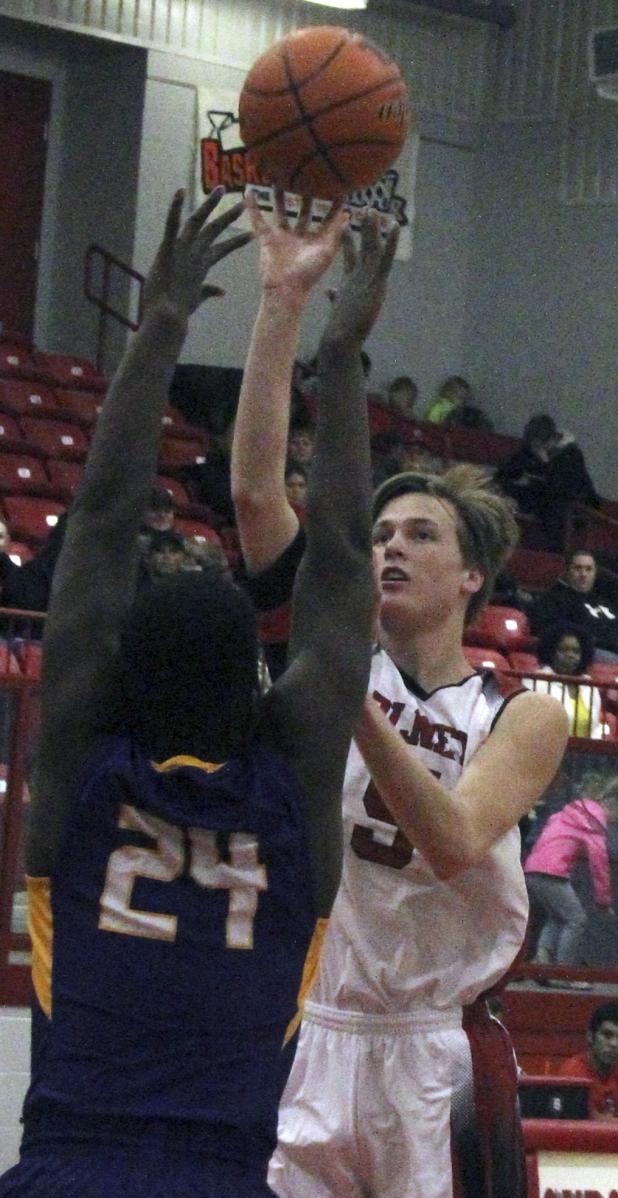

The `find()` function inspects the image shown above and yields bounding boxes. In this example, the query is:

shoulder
[487,688,569,753]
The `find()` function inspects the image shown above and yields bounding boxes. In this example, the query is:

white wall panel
[0,0,494,121]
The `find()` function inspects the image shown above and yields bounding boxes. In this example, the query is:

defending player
[0,189,394,1197]
[231,231,570,1194]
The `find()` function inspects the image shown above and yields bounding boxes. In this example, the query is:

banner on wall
[196,87,418,261]
[537,1150,618,1197]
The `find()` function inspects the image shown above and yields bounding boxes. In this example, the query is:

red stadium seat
[0,642,23,676]
[367,401,394,437]
[156,476,191,510]
[3,496,65,545]
[508,651,541,674]
[19,417,89,462]
[161,408,206,443]
[30,351,107,392]
[410,421,450,460]
[0,453,50,494]
[175,517,222,545]
[158,439,207,471]
[0,342,36,379]
[590,663,618,715]
[464,646,510,671]
[0,379,59,420]
[17,641,42,680]
[53,389,102,427]
[507,547,564,592]
[465,605,535,651]
[0,412,28,452]
[45,459,84,501]
[5,541,33,566]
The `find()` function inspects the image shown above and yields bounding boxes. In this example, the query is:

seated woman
[523,621,602,739]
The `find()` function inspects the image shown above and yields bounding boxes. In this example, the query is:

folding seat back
[19,418,89,461]
[0,343,35,378]
[31,351,106,392]
[465,605,534,651]
[45,459,84,500]
[0,379,59,419]
[53,389,102,426]
[0,453,49,494]
[463,646,510,672]
[3,496,65,545]
[158,439,207,470]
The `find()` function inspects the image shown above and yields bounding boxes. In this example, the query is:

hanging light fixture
[303,1,368,10]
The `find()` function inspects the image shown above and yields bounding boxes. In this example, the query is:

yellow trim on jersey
[284,917,329,1047]
[26,875,53,1018]
[152,756,226,774]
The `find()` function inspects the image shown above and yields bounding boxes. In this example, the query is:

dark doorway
[0,71,51,340]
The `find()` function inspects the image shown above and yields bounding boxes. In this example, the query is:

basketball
[239,26,411,200]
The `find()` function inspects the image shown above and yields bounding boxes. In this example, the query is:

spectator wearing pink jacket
[525,784,618,970]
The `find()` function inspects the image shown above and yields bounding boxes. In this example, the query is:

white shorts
[269,1004,474,1198]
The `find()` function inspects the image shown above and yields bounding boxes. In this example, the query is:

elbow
[231,483,272,523]
[432,852,476,882]
[427,830,488,882]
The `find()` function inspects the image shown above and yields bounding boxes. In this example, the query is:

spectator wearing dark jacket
[531,549,618,661]
[495,416,598,549]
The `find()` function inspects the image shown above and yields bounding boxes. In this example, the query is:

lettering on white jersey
[374,688,468,765]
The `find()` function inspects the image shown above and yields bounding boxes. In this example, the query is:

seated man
[531,549,618,662]
[558,1001,618,1119]
[0,187,385,1198]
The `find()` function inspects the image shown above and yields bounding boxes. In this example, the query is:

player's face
[590,1020,618,1072]
[372,492,483,636]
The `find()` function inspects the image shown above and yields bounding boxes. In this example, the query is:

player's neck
[379,620,471,694]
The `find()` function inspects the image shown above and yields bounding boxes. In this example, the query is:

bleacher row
[464,603,618,737]
[0,337,223,555]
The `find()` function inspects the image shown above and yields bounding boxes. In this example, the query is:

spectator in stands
[145,529,187,579]
[371,429,411,488]
[287,417,315,468]
[524,780,618,979]
[182,417,235,526]
[387,375,418,421]
[142,484,175,533]
[284,462,307,510]
[494,414,558,517]
[495,417,598,548]
[557,1001,618,1119]
[522,621,602,738]
[531,549,618,662]
[0,512,67,617]
[183,536,231,579]
[424,374,473,423]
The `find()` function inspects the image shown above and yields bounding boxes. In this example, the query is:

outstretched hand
[324,209,399,347]
[245,188,350,300]
[142,186,253,326]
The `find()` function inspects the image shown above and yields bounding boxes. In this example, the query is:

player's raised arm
[355,688,569,880]
[231,190,348,573]
[28,189,252,876]
[263,212,400,915]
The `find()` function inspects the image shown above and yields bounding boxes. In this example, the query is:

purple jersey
[24,735,317,1166]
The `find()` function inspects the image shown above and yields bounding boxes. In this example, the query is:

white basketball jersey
[310,649,529,1017]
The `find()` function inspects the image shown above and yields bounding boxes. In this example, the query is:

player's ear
[462,567,484,597]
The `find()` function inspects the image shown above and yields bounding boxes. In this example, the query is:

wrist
[140,304,188,346]
[260,284,308,316]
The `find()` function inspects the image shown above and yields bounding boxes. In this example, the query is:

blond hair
[372,464,519,626]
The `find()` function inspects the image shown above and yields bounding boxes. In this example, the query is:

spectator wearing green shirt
[425,374,473,423]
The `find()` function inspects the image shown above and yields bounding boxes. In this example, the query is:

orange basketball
[239,26,412,200]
